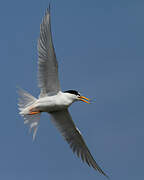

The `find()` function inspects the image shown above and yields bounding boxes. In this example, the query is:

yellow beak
[79,96,90,104]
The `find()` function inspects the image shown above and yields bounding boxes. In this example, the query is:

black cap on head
[64,90,80,96]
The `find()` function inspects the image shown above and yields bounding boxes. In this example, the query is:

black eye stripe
[64,90,80,96]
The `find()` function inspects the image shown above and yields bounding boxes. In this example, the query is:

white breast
[35,92,73,112]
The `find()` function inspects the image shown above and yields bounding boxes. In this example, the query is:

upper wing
[37,7,60,97]
[50,109,108,178]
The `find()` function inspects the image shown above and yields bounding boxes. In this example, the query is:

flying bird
[18,6,108,178]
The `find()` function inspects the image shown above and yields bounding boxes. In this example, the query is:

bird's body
[37,92,73,111]
[20,91,75,115]
[18,5,108,178]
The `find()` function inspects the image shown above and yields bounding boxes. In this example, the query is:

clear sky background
[0,0,144,179]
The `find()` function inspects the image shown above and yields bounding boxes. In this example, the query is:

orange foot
[29,111,40,115]
[29,107,40,115]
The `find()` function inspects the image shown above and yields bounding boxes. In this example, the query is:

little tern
[18,6,108,178]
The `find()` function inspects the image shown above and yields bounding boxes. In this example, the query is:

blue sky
[0,0,144,179]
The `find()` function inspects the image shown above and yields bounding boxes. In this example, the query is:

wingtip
[46,2,51,14]
[91,160,110,179]
[100,169,110,179]
[48,3,51,12]
[45,3,51,17]
[100,170,110,179]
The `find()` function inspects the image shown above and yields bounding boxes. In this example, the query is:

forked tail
[17,88,40,140]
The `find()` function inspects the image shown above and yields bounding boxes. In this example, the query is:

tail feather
[18,88,37,111]
[17,88,40,140]
[24,114,40,140]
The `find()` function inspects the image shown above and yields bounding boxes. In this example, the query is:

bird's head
[64,90,90,104]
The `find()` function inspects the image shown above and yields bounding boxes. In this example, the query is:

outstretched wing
[37,7,60,97]
[50,109,108,178]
